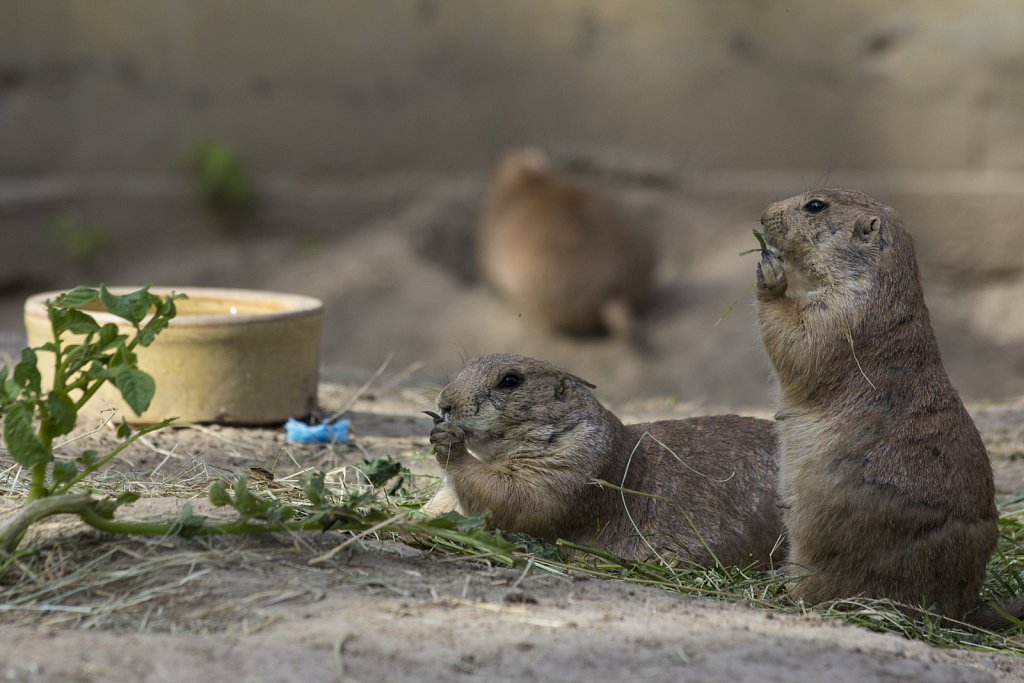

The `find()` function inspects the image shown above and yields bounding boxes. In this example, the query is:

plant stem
[27,465,49,502]
[556,538,631,565]
[0,493,94,554]
[0,492,330,559]
[53,419,175,495]
[72,378,107,413]
[26,422,54,502]
[76,508,330,538]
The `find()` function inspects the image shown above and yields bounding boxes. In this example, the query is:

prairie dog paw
[430,421,467,461]
[756,250,787,297]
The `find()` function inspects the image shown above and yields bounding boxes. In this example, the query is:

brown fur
[754,187,1003,623]
[428,353,784,566]
[477,149,655,338]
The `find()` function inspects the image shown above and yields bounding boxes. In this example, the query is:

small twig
[752,228,769,253]
[634,431,734,482]
[510,556,535,590]
[379,360,424,392]
[333,632,360,683]
[0,604,93,614]
[326,353,394,423]
[52,409,120,449]
[144,439,181,477]
[181,425,254,460]
[714,282,756,328]
[55,419,176,494]
[844,326,877,390]
[618,437,667,566]
[308,514,403,565]
[5,465,23,496]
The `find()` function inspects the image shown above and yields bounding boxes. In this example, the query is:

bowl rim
[24,286,324,328]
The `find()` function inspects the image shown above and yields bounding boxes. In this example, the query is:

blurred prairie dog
[477,149,656,340]
[426,353,783,566]
[755,187,1020,627]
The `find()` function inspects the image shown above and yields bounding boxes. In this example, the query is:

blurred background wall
[4,0,1024,174]
[1,1,1023,405]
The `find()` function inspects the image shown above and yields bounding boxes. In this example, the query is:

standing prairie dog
[477,149,656,339]
[754,187,1019,626]
[427,353,783,567]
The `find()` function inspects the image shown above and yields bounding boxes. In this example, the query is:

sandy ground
[1,383,1023,683]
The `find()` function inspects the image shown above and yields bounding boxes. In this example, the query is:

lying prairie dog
[426,353,783,566]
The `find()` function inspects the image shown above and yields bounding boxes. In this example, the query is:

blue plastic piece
[285,417,350,444]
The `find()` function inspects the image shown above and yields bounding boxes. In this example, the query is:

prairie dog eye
[496,373,523,389]
[804,198,828,214]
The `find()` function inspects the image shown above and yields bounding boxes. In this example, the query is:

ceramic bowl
[24,287,323,425]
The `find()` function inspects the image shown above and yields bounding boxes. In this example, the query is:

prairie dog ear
[853,215,881,244]
[556,372,596,399]
[568,372,596,389]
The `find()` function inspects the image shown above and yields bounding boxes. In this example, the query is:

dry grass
[1,431,1022,657]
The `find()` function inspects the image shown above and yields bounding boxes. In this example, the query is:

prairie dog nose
[437,398,453,419]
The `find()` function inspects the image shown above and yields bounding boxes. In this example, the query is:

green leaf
[94,491,141,519]
[426,510,490,533]
[136,324,161,348]
[50,307,101,336]
[109,344,138,368]
[232,476,269,517]
[3,402,50,467]
[176,502,207,538]
[45,390,77,436]
[301,472,327,507]
[136,293,183,347]
[76,450,98,467]
[110,366,155,416]
[61,344,92,376]
[0,368,15,405]
[85,362,113,382]
[100,285,158,325]
[58,287,100,309]
[358,456,408,489]
[261,500,296,524]
[2,378,20,403]
[208,480,232,506]
[13,349,41,394]
[116,420,132,439]
[456,512,489,532]
[52,460,78,483]
[117,491,141,506]
[162,292,187,314]
[97,324,123,350]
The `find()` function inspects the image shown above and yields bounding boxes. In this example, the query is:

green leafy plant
[0,285,183,557]
[0,286,384,565]
[47,214,112,264]
[3,285,182,502]
[186,140,255,216]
